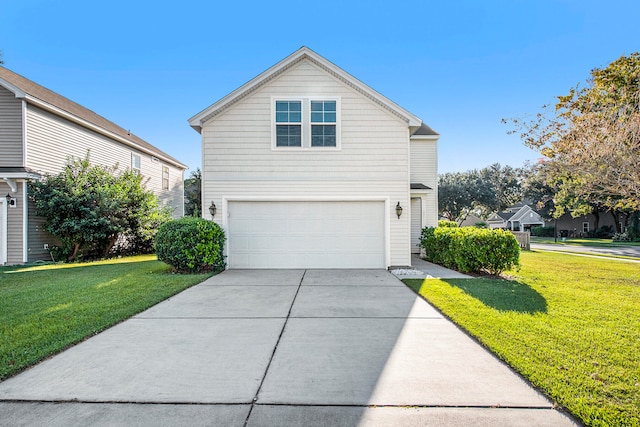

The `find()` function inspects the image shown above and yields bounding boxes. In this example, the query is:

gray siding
[0,86,23,167]
[27,195,59,263]
[25,105,184,215]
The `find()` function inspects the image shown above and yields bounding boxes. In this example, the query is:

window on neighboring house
[583,222,589,233]
[273,98,340,149]
[162,166,169,190]
[131,153,141,174]
[275,101,302,147]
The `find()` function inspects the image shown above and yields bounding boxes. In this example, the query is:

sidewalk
[390,255,472,279]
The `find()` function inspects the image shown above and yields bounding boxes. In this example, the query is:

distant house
[189,47,440,269]
[554,211,625,237]
[0,66,187,265]
[487,202,545,231]
[459,213,485,227]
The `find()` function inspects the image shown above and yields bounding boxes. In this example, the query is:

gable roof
[188,46,434,134]
[0,66,186,170]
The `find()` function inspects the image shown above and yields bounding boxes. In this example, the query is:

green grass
[404,252,640,427]
[0,255,213,381]
[531,236,640,247]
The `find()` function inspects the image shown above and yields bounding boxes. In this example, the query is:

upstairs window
[131,153,141,174]
[162,166,169,190]
[311,100,336,147]
[272,98,340,149]
[275,101,302,147]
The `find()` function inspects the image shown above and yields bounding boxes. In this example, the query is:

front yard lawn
[404,251,640,427]
[0,255,212,381]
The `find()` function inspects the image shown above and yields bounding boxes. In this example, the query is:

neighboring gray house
[487,202,545,231]
[189,47,439,269]
[0,66,187,265]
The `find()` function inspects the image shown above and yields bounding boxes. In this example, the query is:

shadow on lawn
[444,278,548,314]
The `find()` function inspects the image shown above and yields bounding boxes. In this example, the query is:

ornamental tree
[506,53,640,214]
[30,153,171,261]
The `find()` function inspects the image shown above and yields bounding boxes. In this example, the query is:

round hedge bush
[155,217,226,273]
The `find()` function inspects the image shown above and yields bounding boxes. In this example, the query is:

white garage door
[228,201,385,269]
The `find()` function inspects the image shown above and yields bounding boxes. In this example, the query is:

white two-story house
[189,47,439,269]
[0,66,187,265]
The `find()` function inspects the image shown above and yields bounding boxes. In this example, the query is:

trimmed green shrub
[438,220,459,228]
[420,226,520,275]
[155,217,226,273]
[531,226,555,237]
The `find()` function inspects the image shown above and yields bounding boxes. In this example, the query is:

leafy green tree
[184,168,202,217]
[476,163,523,216]
[30,153,170,261]
[507,53,640,214]
[438,163,524,223]
[438,172,477,223]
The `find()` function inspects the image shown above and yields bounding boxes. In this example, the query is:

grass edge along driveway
[0,255,213,381]
[404,251,640,427]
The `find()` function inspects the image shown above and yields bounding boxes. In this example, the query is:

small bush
[438,220,459,228]
[612,232,631,242]
[595,225,614,238]
[420,226,520,275]
[155,217,226,273]
[474,221,488,228]
[531,226,555,237]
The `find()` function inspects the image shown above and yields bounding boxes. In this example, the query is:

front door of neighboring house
[0,199,6,264]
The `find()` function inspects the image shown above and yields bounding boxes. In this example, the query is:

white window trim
[162,165,170,190]
[583,222,590,233]
[131,153,141,174]
[271,96,341,151]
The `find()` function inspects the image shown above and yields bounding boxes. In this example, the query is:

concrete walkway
[0,269,579,426]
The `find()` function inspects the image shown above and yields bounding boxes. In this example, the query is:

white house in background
[0,66,187,265]
[189,47,439,269]
[487,203,545,231]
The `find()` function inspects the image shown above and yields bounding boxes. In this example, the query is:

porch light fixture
[208,201,217,218]
[395,202,403,219]
[5,194,15,206]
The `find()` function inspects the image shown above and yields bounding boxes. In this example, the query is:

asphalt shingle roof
[0,66,186,169]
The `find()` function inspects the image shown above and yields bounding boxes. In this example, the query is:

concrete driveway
[0,269,578,426]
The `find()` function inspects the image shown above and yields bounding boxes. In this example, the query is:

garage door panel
[228,201,385,269]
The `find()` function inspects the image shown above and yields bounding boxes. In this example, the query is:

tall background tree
[438,163,524,224]
[507,53,640,227]
[184,168,202,217]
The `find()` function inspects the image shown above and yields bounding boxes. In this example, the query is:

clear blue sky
[2,0,638,175]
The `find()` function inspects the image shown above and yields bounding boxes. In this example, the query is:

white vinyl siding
[1,181,24,264]
[228,201,385,268]
[0,86,24,167]
[25,105,184,218]
[202,59,411,267]
[410,139,438,229]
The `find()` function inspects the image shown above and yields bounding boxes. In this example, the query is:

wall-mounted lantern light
[208,201,217,218]
[5,194,16,207]
[395,201,403,219]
